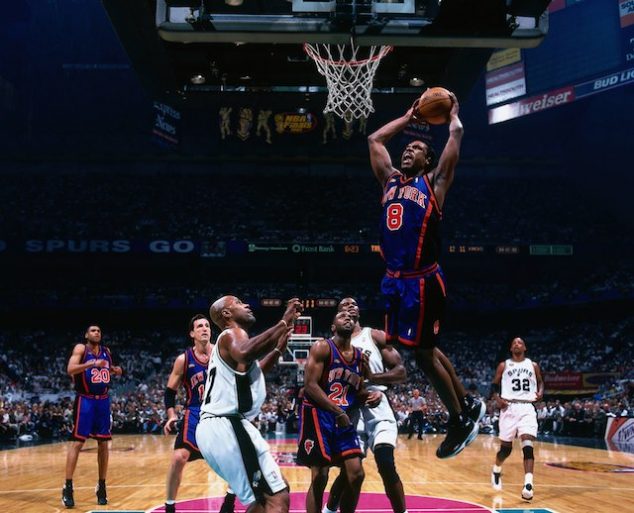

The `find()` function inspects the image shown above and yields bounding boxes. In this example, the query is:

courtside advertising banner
[605,417,634,451]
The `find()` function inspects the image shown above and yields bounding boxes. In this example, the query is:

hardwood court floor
[0,434,632,513]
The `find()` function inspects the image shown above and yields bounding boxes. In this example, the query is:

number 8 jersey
[501,358,537,402]
[380,172,441,272]
[200,331,267,421]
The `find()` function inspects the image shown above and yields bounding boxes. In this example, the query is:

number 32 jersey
[501,358,537,402]
[200,331,266,421]
[380,172,441,272]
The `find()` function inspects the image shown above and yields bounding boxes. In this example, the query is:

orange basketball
[414,87,453,125]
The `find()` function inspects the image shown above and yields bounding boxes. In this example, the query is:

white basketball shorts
[196,415,287,506]
[357,392,398,454]
[498,402,538,442]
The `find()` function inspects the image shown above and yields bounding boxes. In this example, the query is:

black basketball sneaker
[61,485,74,508]
[491,468,502,490]
[464,395,486,425]
[436,417,479,459]
[95,482,108,505]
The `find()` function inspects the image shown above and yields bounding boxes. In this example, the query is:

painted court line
[2,481,633,495]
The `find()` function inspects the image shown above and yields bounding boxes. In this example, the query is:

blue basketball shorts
[381,264,447,349]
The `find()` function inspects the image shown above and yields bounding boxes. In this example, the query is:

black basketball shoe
[219,492,236,513]
[491,469,502,491]
[95,483,108,505]
[62,485,74,508]
[436,417,479,459]
[465,396,486,425]
[165,503,176,513]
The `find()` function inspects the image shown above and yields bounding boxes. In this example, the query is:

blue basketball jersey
[380,172,441,271]
[73,345,113,396]
[183,347,208,409]
[306,338,363,412]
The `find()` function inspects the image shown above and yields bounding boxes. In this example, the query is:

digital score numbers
[260,298,337,309]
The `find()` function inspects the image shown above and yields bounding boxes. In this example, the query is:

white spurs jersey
[351,327,386,392]
[501,357,537,402]
[200,330,267,421]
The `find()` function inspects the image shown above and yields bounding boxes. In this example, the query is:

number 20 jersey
[200,331,266,421]
[380,172,441,272]
[73,345,113,396]
[501,358,537,402]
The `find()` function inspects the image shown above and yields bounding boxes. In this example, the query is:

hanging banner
[574,67,634,99]
[152,102,181,146]
[485,62,527,106]
[486,48,522,72]
[488,86,575,124]
[274,112,318,134]
[620,0,634,28]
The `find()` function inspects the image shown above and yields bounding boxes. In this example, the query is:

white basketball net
[304,42,393,122]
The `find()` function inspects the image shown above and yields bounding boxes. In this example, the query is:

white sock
[165,500,175,505]
[323,507,338,513]
[525,472,534,485]
[493,464,502,473]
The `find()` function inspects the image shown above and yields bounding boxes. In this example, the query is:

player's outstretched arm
[224,298,302,364]
[258,326,293,375]
[429,94,463,210]
[368,108,414,187]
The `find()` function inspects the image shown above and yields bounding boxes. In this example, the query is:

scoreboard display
[524,1,622,93]
[488,1,634,124]
[292,316,312,337]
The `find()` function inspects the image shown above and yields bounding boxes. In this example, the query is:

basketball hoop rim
[303,43,393,67]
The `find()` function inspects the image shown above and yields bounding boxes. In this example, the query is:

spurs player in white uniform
[196,296,301,513]
[324,297,409,513]
[490,337,544,501]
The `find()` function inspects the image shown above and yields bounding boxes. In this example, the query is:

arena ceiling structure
[101,0,552,103]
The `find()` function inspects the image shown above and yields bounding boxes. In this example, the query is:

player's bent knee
[374,444,400,485]
[521,439,534,460]
[346,467,365,487]
[497,444,512,460]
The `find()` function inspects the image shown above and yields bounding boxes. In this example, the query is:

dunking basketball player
[196,296,301,513]
[62,325,123,508]
[491,337,544,500]
[324,297,409,513]
[297,309,381,513]
[368,95,485,458]
[163,314,236,513]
